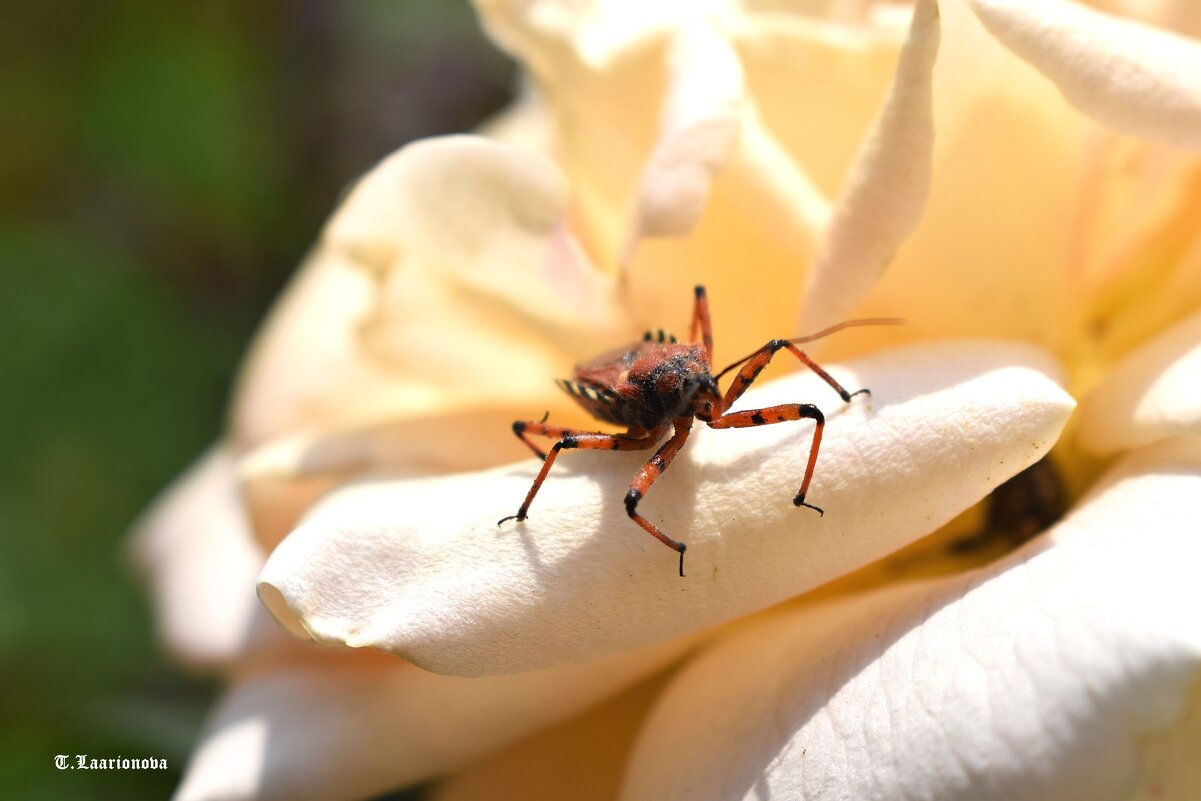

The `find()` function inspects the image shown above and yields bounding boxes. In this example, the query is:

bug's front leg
[625,417,694,577]
[707,403,827,514]
[718,340,868,411]
[498,427,659,526]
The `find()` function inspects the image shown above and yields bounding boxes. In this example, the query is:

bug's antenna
[715,317,904,380]
[787,317,904,345]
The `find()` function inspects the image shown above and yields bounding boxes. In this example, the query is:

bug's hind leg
[689,285,714,366]
[509,415,584,461]
[498,427,659,526]
[707,403,826,514]
[624,418,694,577]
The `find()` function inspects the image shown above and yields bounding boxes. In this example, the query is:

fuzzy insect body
[562,339,715,430]
[499,286,898,576]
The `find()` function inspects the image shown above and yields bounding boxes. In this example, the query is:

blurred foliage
[0,1,513,798]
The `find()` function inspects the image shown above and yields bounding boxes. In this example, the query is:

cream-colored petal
[477,1,900,360]
[173,639,691,801]
[1077,304,1201,453]
[620,106,830,366]
[231,136,630,451]
[621,13,902,359]
[238,404,597,552]
[621,437,1201,801]
[964,0,1201,152]
[128,446,289,669]
[475,0,726,72]
[726,11,905,201]
[474,0,674,274]
[800,0,939,332]
[258,341,1073,676]
[621,19,744,264]
[814,0,1091,366]
[814,0,1201,407]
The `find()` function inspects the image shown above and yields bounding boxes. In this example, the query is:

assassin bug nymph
[498,285,898,576]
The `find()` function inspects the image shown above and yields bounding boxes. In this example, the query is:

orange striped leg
[498,427,662,526]
[509,417,609,461]
[718,340,867,411]
[688,285,714,367]
[708,403,827,515]
[625,417,694,577]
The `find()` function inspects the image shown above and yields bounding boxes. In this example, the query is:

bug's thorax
[567,340,721,429]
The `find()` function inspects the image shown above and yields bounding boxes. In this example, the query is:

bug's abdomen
[556,378,626,425]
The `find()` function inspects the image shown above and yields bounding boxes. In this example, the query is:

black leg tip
[850,387,871,400]
[625,488,643,518]
[677,543,687,577]
[694,285,706,298]
[497,513,526,526]
[794,496,824,516]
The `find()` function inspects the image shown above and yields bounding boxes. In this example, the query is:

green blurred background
[1,2,513,797]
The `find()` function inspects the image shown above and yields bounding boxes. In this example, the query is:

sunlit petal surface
[231,136,630,451]
[801,0,938,331]
[1079,306,1201,453]
[258,342,1073,676]
[965,0,1201,151]
[621,437,1201,801]
[621,18,744,261]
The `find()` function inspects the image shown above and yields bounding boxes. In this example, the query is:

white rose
[132,1,1201,798]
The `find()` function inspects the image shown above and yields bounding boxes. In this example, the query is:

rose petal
[231,136,630,450]
[800,0,939,332]
[1075,153,1201,371]
[173,640,691,801]
[1078,305,1201,453]
[810,0,1096,367]
[476,1,907,363]
[127,446,288,668]
[620,437,1201,801]
[964,0,1201,152]
[258,341,1074,676]
[620,18,744,263]
[619,108,831,366]
[726,10,906,201]
[475,0,716,70]
[239,405,594,552]
[474,0,678,273]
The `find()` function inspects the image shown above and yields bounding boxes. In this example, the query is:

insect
[498,285,898,576]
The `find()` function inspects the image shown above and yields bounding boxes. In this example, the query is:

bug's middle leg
[498,427,660,526]
[625,417,695,577]
[707,403,827,515]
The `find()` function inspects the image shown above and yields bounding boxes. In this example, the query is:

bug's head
[689,374,722,423]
